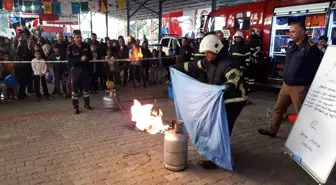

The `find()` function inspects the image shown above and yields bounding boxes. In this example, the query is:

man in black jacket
[258,22,322,137]
[216,30,230,59]
[179,37,193,63]
[52,32,68,96]
[16,35,34,100]
[118,36,129,86]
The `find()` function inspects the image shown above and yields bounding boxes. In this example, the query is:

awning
[274,2,330,17]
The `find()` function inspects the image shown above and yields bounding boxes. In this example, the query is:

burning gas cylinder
[102,89,119,111]
[164,120,188,172]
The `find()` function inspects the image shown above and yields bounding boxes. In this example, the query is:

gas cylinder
[164,120,188,172]
[102,90,119,111]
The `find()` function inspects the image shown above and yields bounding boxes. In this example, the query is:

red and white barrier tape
[0,55,180,64]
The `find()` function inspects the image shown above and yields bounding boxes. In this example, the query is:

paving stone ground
[0,84,336,185]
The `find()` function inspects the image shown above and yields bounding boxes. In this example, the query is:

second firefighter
[67,30,94,114]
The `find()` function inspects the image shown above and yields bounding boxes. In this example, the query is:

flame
[132,46,143,61]
[131,99,169,134]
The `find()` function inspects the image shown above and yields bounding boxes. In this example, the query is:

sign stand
[284,46,336,185]
[284,150,324,185]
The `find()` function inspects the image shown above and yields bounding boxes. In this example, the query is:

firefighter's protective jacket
[229,42,250,71]
[190,44,205,62]
[249,35,261,62]
[175,57,248,104]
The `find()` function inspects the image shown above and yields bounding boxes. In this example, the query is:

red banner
[40,14,59,21]
[4,0,13,11]
[162,11,183,36]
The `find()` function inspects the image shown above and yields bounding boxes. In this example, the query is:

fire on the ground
[131,99,169,134]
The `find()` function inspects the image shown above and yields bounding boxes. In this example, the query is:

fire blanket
[170,68,233,170]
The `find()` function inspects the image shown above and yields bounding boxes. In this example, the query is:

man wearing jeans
[258,21,322,137]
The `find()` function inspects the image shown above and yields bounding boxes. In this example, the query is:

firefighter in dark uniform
[191,33,205,62]
[190,33,206,81]
[248,28,261,92]
[67,30,93,114]
[229,31,253,105]
[175,35,247,169]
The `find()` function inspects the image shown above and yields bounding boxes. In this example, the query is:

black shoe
[84,104,93,110]
[36,97,42,102]
[52,91,57,95]
[73,107,80,114]
[17,96,24,100]
[258,129,276,138]
[57,93,64,97]
[44,94,54,100]
[64,94,71,99]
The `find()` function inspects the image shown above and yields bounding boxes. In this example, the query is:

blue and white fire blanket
[170,67,233,170]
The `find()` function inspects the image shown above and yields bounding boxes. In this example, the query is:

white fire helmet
[199,34,223,54]
[233,31,244,39]
[197,33,205,39]
[251,28,260,36]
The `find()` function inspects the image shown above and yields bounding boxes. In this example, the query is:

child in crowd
[165,48,175,84]
[105,48,114,82]
[3,52,16,100]
[31,50,51,101]
[49,45,66,96]
[106,48,121,85]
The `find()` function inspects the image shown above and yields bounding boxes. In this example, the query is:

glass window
[207,15,226,32]
[161,38,170,47]
[177,38,182,46]
[235,11,251,30]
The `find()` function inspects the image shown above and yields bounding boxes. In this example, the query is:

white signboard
[285,46,336,184]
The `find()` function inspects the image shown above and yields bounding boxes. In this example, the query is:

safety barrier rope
[0,55,180,64]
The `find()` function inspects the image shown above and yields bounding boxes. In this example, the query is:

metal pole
[158,0,162,41]
[78,14,81,31]
[106,12,108,38]
[211,0,216,31]
[136,20,138,39]
[90,11,93,35]
[127,0,130,36]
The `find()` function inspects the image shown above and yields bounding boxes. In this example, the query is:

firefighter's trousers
[244,62,256,92]
[71,67,90,108]
[226,101,246,136]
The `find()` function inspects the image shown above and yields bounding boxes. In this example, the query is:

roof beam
[130,0,151,18]
[109,0,252,20]
[131,0,159,15]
